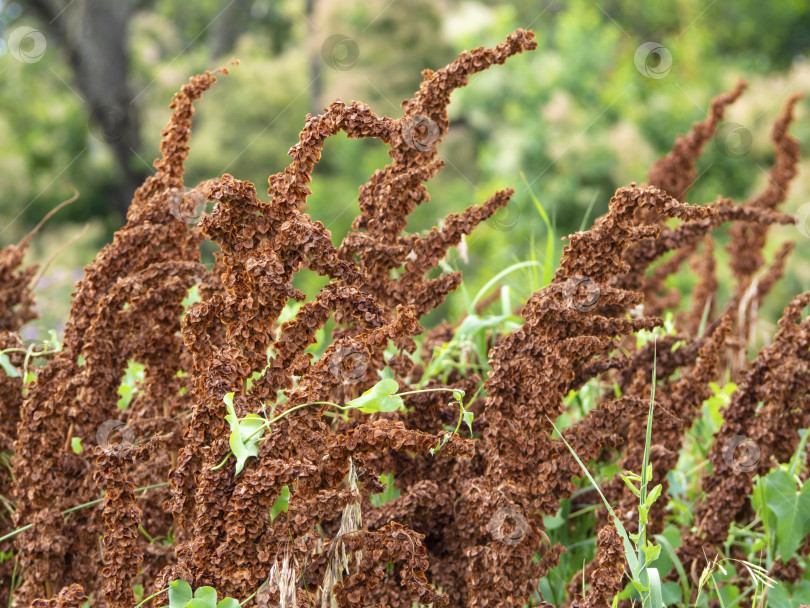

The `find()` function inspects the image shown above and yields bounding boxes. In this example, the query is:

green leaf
[216,599,240,608]
[241,415,266,442]
[370,472,400,507]
[660,581,682,606]
[168,580,192,608]
[639,504,649,526]
[117,360,145,410]
[619,473,641,497]
[222,392,265,475]
[543,509,567,531]
[270,485,290,521]
[71,437,83,455]
[228,413,265,476]
[643,542,662,565]
[791,580,810,603]
[790,430,810,477]
[654,529,688,602]
[429,435,450,456]
[193,586,218,608]
[455,314,496,339]
[117,384,134,410]
[182,285,201,311]
[760,468,810,561]
[765,583,791,608]
[46,329,61,350]
[0,353,20,378]
[647,567,665,607]
[345,378,404,414]
[461,410,474,435]
[644,484,663,509]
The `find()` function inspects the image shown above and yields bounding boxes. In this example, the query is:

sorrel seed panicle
[1,27,809,608]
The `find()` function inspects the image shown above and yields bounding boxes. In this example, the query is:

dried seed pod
[11,69,222,605]
[6,24,809,608]
[647,80,746,202]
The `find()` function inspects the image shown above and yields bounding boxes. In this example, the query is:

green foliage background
[2,0,810,338]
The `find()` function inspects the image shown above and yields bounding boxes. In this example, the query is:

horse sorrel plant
[2,27,810,608]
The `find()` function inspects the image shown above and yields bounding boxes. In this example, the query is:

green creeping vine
[213,379,471,476]
[0,329,62,388]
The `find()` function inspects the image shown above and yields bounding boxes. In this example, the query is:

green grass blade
[520,172,555,286]
[548,417,641,577]
[579,190,600,232]
[469,261,542,312]
[646,567,664,608]
[654,533,689,604]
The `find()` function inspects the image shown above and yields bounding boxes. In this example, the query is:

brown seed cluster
[1,30,808,608]
[9,68,219,606]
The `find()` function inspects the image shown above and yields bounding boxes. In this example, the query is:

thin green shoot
[0,481,170,544]
[0,493,14,518]
[8,556,18,608]
[520,171,555,286]
[134,587,168,608]
[547,416,641,580]
[237,577,270,606]
[579,190,600,233]
[139,524,156,544]
[788,428,809,477]
[550,345,665,607]
[213,382,470,472]
[711,572,728,608]
[631,344,664,608]
[697,296,713,339]
[468,261,542,312]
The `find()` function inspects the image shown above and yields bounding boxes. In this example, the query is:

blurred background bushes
[2,0,810,338]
